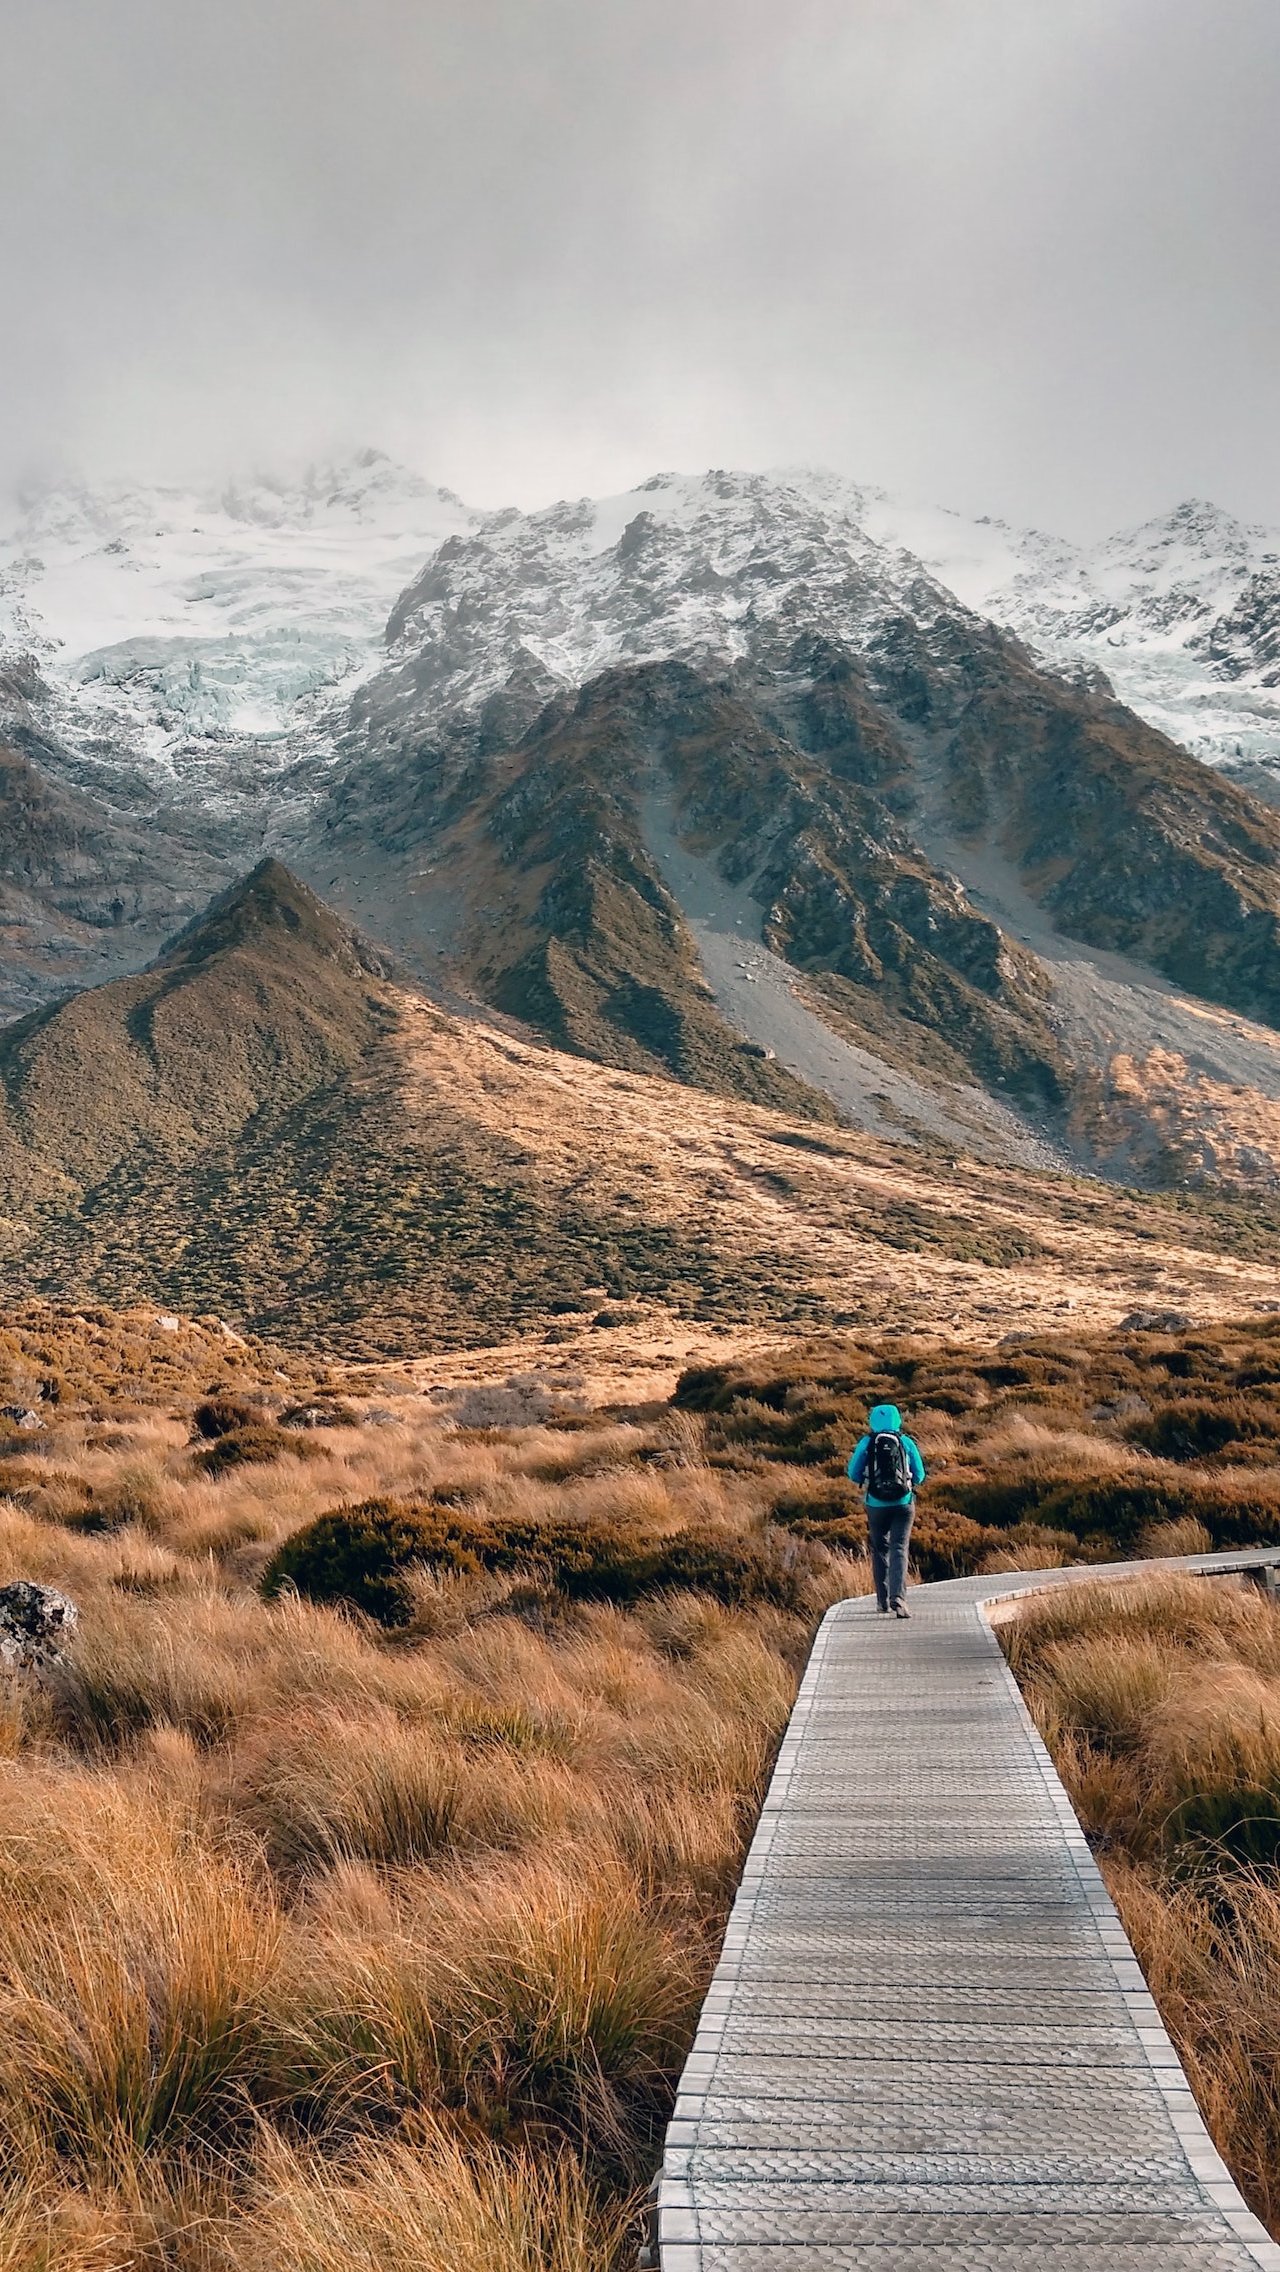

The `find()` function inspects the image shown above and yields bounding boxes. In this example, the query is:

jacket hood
[868,1403,902,1431]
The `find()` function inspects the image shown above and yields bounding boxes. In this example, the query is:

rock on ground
[0,1582,78,1671]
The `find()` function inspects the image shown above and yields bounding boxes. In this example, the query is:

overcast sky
[2,0,1277,536]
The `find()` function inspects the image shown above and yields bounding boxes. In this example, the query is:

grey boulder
[0,1582,78,1670]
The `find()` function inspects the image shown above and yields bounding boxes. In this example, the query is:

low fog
[2,0,1278,535]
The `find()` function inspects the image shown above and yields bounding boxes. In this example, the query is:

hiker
[847,1402,926,1618]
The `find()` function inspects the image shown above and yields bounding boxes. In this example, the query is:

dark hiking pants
[867,1500,914,1609]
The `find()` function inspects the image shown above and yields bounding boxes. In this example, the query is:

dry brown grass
[20,1300,1280,2259]
[392,992,1280,1359]
[683,1313,1280,1572]
[1004,1573,1280,2236]
[236,2128,627,2272]
[0,1315,867,2266]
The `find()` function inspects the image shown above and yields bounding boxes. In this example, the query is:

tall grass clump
[1003,1571,1280,2236]
[238,2130,627,2272]
[0,1308,887,2265]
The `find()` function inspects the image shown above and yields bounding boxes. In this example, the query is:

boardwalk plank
[654,1552,1280,2271]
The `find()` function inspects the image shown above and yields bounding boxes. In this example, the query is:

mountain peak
[157,858,390,979]
[1096,497,1261,571]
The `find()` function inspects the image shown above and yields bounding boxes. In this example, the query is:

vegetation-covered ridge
[8,860,1280,1355]
[0,861,842,1354]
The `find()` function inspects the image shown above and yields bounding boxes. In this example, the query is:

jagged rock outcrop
[0,737,221,1018]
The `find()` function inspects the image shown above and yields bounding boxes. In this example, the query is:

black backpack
[865,1430,911,1501]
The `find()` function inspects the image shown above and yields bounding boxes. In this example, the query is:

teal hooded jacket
[847,1402,926,1507]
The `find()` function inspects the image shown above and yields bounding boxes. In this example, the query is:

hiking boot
[892,1599,910,1619]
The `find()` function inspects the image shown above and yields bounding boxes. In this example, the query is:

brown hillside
[3,862,1280,1356]
[310,636,1280,1186]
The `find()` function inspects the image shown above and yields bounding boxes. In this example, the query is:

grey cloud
[1,0,1277,535]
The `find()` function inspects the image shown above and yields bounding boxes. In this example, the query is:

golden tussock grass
[0,1319,858,2266]
[237,2127,627,2272]
[20,1302,1280,2257]
[1005,1572,1280,2235]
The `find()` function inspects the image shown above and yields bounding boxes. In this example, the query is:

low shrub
[951,1469,1280,1555]
[909,1507,1007,1581]
[192,1395,259,1440]
[263,1499,841,1626]
[262,1503,463,1625]
[769,1478,862,1529]
[194,1425,320,1477]
[1130,1398,1278,1463]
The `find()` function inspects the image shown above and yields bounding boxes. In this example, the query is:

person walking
[847,1402,926,1618]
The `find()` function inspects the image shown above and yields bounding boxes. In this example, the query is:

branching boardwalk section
[654,1552,1280,2271]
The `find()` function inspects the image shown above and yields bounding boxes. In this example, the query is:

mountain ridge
[3,857,1280,1355]
[8,459,1280,1191]
[314,488,1280,1185]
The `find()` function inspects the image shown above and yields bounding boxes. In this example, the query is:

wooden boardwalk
[652,1552,1280,2271]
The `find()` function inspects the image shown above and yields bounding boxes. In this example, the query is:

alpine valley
[7,453,1280,1350]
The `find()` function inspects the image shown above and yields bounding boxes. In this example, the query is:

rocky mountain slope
[885,491,1280,787]
[2,859,1279,1355]
[0,452,478,1009]
[0,728,223,1017]
[8,459,1280,1190]
[308,469,1280,1186]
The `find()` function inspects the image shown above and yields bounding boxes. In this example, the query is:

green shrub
[191,1396,259,1440]
[948,1472,1056,1529]
[263,1498,836,1626]
[769,1478,861,1529]
[974,1357,1076,1391]
[672,1364,759,1413]
[910,1378,987,1416]
[954,1469,1280,1555]
[194,1425,319,1477]
[1130,1398,1277,1463]
[263,1502,465,1624]
[909,1508,1007,1581]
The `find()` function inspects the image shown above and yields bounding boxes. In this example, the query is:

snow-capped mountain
[318,453,1280,1197]
[0,449,480,819]
[10,453,1280,1193]
[365,467,1280,787]
[382,466,946,711]
[875,492,1280,782]
[5,452,1279,832]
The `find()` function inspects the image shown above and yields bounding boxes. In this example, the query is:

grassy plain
[5,1301,1280,2260]
[0,1305,865,2269]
